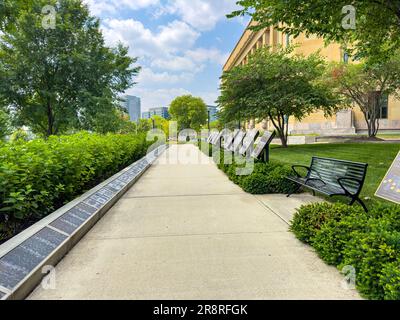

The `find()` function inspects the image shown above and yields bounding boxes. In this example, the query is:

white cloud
[136,67,194,85]
[101,18,200,58]
[160,0,239,31]
[83,0,159,16]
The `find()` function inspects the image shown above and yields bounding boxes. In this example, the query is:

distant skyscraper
[142,107,170,120]
[142,111,151,119]
[121,95,141,123]
[207,106,218,122]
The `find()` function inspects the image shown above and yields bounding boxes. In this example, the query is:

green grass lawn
[270,143,400,205]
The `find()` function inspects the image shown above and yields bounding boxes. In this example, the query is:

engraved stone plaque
[0,291,5,299]
[83,197,103,210]
[107,179,126,192]
[75,202,97,216]
[376,152,400,204]
[97,187,117,200]
[50,210,88,235]
[0,228,67,290]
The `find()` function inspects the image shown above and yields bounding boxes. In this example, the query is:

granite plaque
[50,210,88,235]
[211,131,223,146]
[0,227,67,290]
[239,129,259,155]
[107,179,127,192]
[83,197,103,210]
[0,291,5,299]
[97,187,117,200]
[251,131,276,159]
[75,202,97,216]
[230,131,246,152]
[376,152,400,204]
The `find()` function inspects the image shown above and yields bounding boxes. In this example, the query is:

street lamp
[207,110,211,132]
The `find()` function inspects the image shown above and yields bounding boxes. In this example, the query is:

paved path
[29,144,360,300]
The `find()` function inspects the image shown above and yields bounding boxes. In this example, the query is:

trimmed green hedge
[0,132,153,242]
[209,148,298,195]
[291,202,400,300]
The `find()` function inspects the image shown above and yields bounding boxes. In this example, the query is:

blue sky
[83,0,249,111]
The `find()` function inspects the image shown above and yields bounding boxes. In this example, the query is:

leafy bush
[341,226,400,300]
[380,259,400,300]
[0,132,152,242]
[290,202,359,244]
[314,203,400,266]
[291,202,400,300]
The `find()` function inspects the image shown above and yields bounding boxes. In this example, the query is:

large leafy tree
[326,60,400,137]
[0,0,139,137]
[229,0,400,62]
[218,47,340,147]
[169,95,208,131]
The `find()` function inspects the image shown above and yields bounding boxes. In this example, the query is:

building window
[368,92,389,119]
[286,34,290,46]
[343,51,349,64]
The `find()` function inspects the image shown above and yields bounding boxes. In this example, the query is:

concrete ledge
[0,144,168,300]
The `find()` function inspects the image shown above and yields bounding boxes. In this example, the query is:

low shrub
[290,202,364,244]
[0,132,153,242]
[290,201,400,300]
[380,259,400,300]
[341,227,400,300]
[314,203,400,266]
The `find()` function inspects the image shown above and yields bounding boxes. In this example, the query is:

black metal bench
[286,157,369,212]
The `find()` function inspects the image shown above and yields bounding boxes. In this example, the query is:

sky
[83,0,249,112]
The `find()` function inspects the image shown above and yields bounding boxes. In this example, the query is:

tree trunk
[269,113,288,148]
[46,99,54,137]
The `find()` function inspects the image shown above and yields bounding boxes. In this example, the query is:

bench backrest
[310,157,368,193]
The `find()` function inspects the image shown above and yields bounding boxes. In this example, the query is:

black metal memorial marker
[376,151,400,204]
[224,130,239,150]
[251,131,276,162]
[239,129,260,156]
[230,131,246,153]
[207,132,217,144]
[0,227,67,290]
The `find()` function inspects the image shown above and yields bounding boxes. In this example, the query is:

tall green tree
[0,109,12,141]
[169,95,208,131]
[326,60,400,137]
[218,47,340,147]
[229,0,400,62]
[0,0,140,137]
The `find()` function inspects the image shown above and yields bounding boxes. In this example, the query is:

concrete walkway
[29,144,360,300]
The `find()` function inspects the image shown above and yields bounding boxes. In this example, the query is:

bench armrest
[337,177,363,196]
[291,165,311,178]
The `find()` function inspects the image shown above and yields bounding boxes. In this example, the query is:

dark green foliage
[380,259,400,300]
[291,202,400,300]
[208,146,296,195]
[0,132,152,242]
[290,202,359,244]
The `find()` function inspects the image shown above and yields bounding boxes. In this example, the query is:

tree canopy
[218,47,340,147]
[229,0,400,62]
[325,58,400,137]
[0,0,140,137]
[169,95,208,131]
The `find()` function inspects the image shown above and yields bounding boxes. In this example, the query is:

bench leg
[287,184,302,198]
[349,197,368,213]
